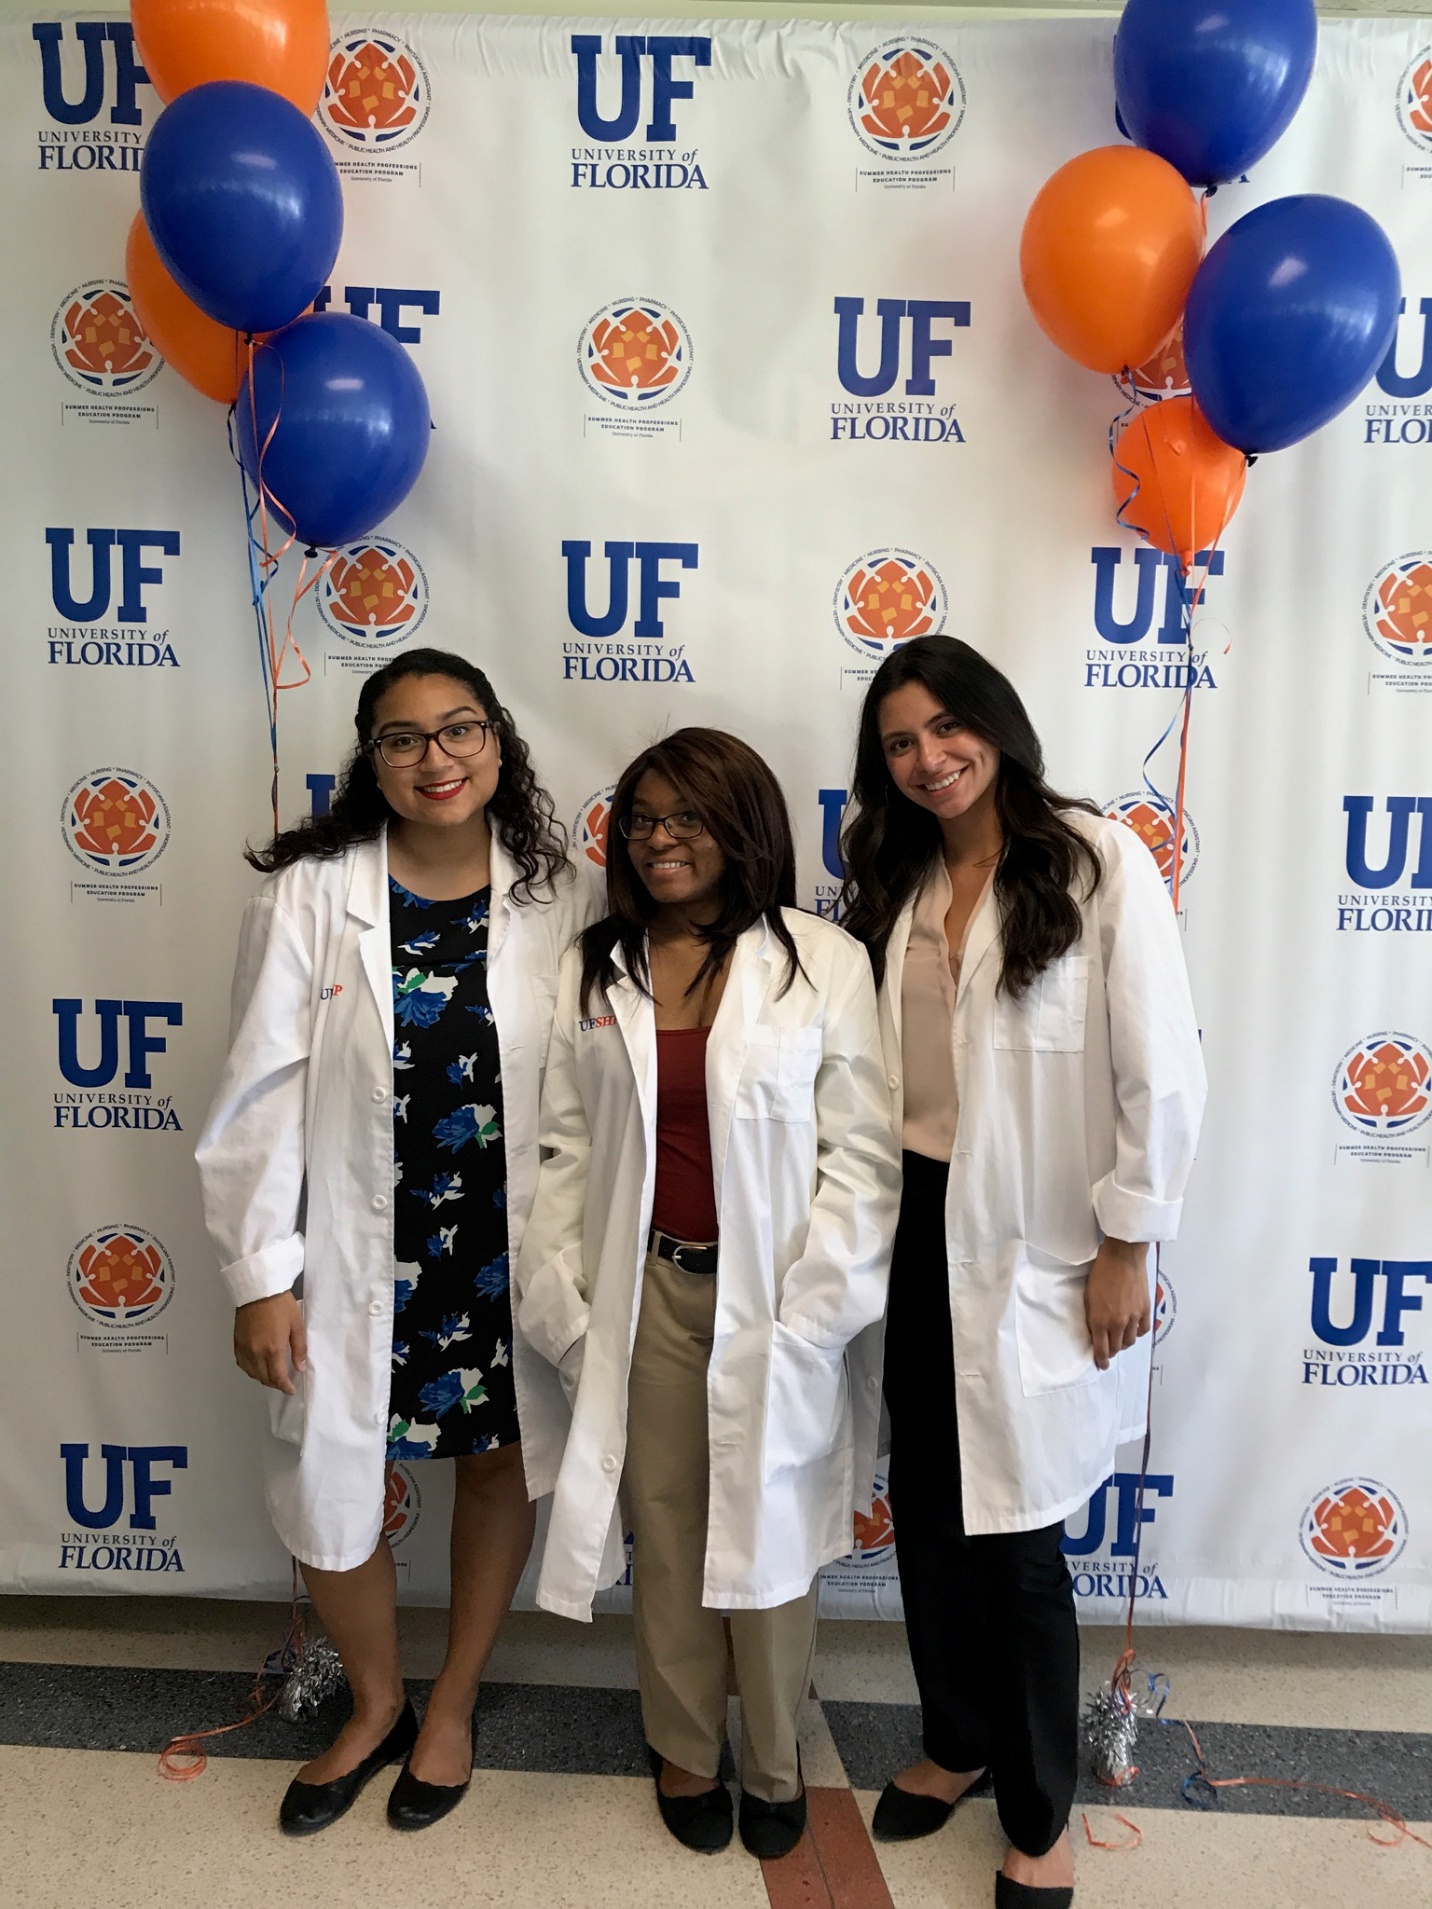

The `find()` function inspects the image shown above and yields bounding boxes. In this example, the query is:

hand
[1084,1239,1151,1371]
[234,1290,307,1394]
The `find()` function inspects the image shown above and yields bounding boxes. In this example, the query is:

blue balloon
[141,81,342,334]
[237,315,431,549]
[1115,0,1318,186]
[1184,196,1400,454]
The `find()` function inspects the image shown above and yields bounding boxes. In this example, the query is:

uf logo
[817,790,849,881]
[1343,797,1432,888]
[1091,547,1225,644]
[53,1000,182,1089]
[1061,1471,1173,1556]
[33,21,148,125]
[834,298,970,397]
[1376,298,1432,399]
[307,774,336,819]
[563,541,698,638]
[61,1443,186,1530]
[312,285,440,343]
[47,529,179,624]
[571,35,711,142]
[1310,1259,1431,1347]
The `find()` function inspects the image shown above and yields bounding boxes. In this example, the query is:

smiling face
[877,679,1000,825]
[626,768,726,916]
[368,673,502,832]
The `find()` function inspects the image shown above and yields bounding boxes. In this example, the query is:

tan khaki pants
[624,1250,818,1803]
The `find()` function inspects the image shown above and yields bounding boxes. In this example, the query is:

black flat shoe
[279,1699,417,1836]
[648,1746,734,1853]
[387,1715,477,1831]
[738,1773,806,1860]
[994,1873,1073,1909]
[872,1765,992,1842]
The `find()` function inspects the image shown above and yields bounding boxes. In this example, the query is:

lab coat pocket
[763,1319,850,1480]
[1013,1247,1099,1396]
[993,956,1090,1054]
[736,1025,824,1124]
[266,1372,306,1445]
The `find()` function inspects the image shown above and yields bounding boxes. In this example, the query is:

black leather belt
[648,1227,718,1275]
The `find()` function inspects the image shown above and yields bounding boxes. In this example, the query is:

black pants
[884,1150,1079,1858]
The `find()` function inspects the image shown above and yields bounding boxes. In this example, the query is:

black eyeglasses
[619,810,706,841]
[368,722,491,769]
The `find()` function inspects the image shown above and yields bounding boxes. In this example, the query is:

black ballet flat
[279,1698,417,1836]
[647,1745,734,1853]
[994,1873,1073,1909]
[872,1765,992,1842]
[387,1715,477,1831]
[738,1749,806,1860]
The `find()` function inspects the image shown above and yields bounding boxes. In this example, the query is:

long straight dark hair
[839,636,1101,995]
[580,728,804,1013]
[245,647,567,904]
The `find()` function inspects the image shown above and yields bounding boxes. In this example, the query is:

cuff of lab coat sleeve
[517,1274,591,1370]
[222,1235,305,1309]
[1092,1174,1182,1243]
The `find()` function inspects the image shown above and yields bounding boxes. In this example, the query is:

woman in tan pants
[516,729,900,1857]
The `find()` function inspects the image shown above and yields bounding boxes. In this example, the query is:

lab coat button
[371,1195,388,1211]
[373,1411,385,1428]
[887,1073,899,1089]
[601,1455,617,1475]
[369,1300,383,1317]
[371,1087,386,1103]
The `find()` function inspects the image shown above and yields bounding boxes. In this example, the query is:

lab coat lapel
[956,878,1000,1007]
[706,924,778,1214]
[347,833,392,1028]
[607,943,656,1128]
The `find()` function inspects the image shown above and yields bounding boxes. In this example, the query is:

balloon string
[158,1561,308,1781]
[1081,1810,1142,1851]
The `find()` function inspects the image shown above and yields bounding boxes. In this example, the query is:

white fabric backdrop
[4,9,1431,1630]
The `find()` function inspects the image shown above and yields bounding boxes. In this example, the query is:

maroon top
[652,1026,719,1243]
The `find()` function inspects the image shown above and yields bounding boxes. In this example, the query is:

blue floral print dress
[386,878,517,1462]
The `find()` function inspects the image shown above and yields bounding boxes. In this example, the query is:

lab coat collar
[957,876,1001,1008]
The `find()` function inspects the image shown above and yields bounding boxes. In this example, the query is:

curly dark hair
[246,648,567,904]
[839,636,1102,996]
[580,728,805,1014]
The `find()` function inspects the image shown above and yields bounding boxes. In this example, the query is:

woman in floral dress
[198,648,591,1836]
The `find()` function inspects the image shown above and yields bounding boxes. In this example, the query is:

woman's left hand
[1084,1238,1151,1370]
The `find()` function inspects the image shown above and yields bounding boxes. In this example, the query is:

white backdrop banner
[3,9,1431,1631]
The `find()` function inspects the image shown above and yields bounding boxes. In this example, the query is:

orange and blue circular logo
[573,785,616,871]
[1105,792,1200,890]
[848,40,965,161]
[383,1464,422,1545]
[1300,1477,1407,1579]
[1362,553,1432,667]
[321,31,431,151]
[1332,1032,1432,1137]
[1128,324,1189,404]
[51,280,160,395]
[1396,50,1432,153]
[834,548,948,659]
[68,1225,174,1328]
[62,768,170,876]
[847,1469,896,1566]
[579,299,693,410]
[317,537,429,648]
[1153,1267,1177,1346]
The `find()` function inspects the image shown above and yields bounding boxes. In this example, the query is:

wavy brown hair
[839,636,1101,995]
[246,648,567,904]
[580,728,805,1012]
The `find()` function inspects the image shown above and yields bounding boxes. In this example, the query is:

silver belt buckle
[670,1238,692,1270]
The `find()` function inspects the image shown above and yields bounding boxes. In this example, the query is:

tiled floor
[1,1599,1428,1909]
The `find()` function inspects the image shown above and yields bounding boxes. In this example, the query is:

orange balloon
[1021,147,1204,375]
[131,0,330,116]
[125,212,254,403]
[1113,397,1247,571]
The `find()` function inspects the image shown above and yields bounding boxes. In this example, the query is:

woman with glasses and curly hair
[516,729,900,1860]
[197,648,594,1837]
[839,636,1205,1909]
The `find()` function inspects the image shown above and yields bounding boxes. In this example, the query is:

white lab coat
[875,810,1207,1536]
[515,910,902,1622]
[194,830,594,1572]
